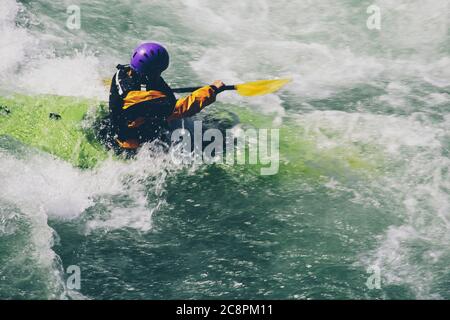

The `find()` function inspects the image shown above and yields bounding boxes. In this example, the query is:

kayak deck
[0,94,109,168]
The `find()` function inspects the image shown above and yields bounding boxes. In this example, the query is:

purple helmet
[130,42,169,75]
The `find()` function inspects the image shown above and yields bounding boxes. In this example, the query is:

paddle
[103,78,291,96]
[172,79,292,96]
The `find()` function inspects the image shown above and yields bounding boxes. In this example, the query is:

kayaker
[108,42,225,152]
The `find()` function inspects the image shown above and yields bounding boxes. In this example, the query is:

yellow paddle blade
[103,79,112,87]
[235,78,292,96]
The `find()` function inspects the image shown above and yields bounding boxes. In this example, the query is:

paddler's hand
[211,80,226,94]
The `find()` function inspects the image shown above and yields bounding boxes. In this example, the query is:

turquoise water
[0,0,449,299]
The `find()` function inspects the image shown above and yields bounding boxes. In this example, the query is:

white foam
[0,0,108,99]
[296,108,449,298]
[374,0,449,53]
[17,52,107,99]
[0,142,189,232]
[0,0,36,78]
[186,0,449,120]
[297,111,442,154]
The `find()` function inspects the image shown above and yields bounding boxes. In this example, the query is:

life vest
[109,65,218,150]
[110,65,176,149]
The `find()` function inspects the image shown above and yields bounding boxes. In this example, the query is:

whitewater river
[0,0,449,299]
